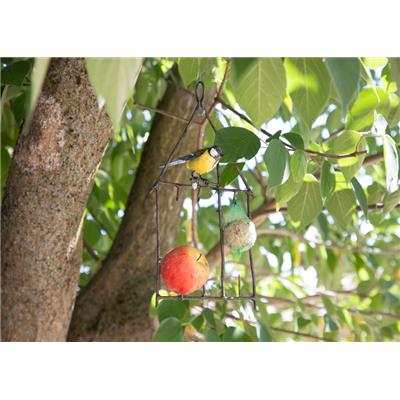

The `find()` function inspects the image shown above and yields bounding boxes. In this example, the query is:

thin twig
[198,58,232,133]
[215,59,232,101]
[83,239,101,262]
[86,208,116,241]
[217,97,367,160]
[264,203,400,214]
[363,151,384,166]
[257,294,400,321]
[225,313,332,341]
[257,228,400,255]
[132,103,201,124]
[253,165,268,200]
[269,326,333,341]
[321,128,345,142]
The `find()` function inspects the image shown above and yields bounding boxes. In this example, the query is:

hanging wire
[150,81,205,194]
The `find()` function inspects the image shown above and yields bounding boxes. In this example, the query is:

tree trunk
[68,83,211,341]
[1,58,113,341]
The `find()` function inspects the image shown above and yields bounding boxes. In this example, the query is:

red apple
[160,245,209,294]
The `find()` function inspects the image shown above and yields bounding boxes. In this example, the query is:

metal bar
[150,104,199,193]
[158,295,256,301]
[204,108,218,134]
[246,190,257,310]
[216,164,225,297]
[155,186,161,307]
[158,180,249,192]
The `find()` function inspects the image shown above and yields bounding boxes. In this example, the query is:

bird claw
[200,177,209,186]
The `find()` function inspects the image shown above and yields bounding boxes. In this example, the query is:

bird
[160,145,223,176]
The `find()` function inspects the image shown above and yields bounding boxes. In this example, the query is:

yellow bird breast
[186,151,218,175]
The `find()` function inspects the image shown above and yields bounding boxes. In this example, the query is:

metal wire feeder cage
[151,81,257,310]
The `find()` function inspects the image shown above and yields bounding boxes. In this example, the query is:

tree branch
[68,83,215,341]
[206,201,400,268]
[83,239,101,262]
[257,294,400,321]
[257,228,400,255]
[217,97,367,159]
[225,313,332,341]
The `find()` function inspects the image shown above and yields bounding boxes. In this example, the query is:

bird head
[209,145,223,160]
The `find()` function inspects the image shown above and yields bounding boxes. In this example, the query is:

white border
[0,343,399,399]
[1,1,399,398]
[1,0,399,56]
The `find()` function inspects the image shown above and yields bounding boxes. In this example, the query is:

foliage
[1,57,400,342]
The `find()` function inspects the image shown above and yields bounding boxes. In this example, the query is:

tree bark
[1,58,113,341]
[68,83,211,341]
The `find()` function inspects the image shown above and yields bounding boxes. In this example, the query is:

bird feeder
[151,81,257,309]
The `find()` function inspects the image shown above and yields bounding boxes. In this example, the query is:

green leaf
[383,189,400,214]
[326,189,356,229]
[297,316,311,329]
[242,322,258,342]
[281,132,304,149]
[256,320,272,342]
[389,58,400,93]
[321,295,336,315]
[223,327,252,342]
[386,93,400,128]
[83,219,101,248]
[30,57,50,112]
[326,108,343,132]
[323,314,339,336]
[1,147,11,196]
[351,177,368,219]
[320,160,336,198]
[325,58,360,112]
[367,182,385,205]
[202,308,216,329]
[325,130,366,181]
[290,150,307,183]
[220,162,245,186]
[1,60,31,86]
[153,317,184,342]
[383,134,399,192]
[326,249,338,273]
[205,329,221,342]
[274,174,303,209]
[264,139,289,187]
[86,58,143,131]
[157,300,189,323]
[177,58,212,87]
[288,174,323,228]
[265,130,282,143]
[231,58,286,127]
[346,88,390,131]
[214,127,260,163]
[191,315,205,333]
[362,57,388,69]
[285,58,330,128]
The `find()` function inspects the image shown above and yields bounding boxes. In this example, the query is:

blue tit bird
[160,145,223,176]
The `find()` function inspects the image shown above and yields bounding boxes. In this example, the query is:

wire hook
[195,81,205,111]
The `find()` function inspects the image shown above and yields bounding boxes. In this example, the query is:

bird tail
[159,159,186,168]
